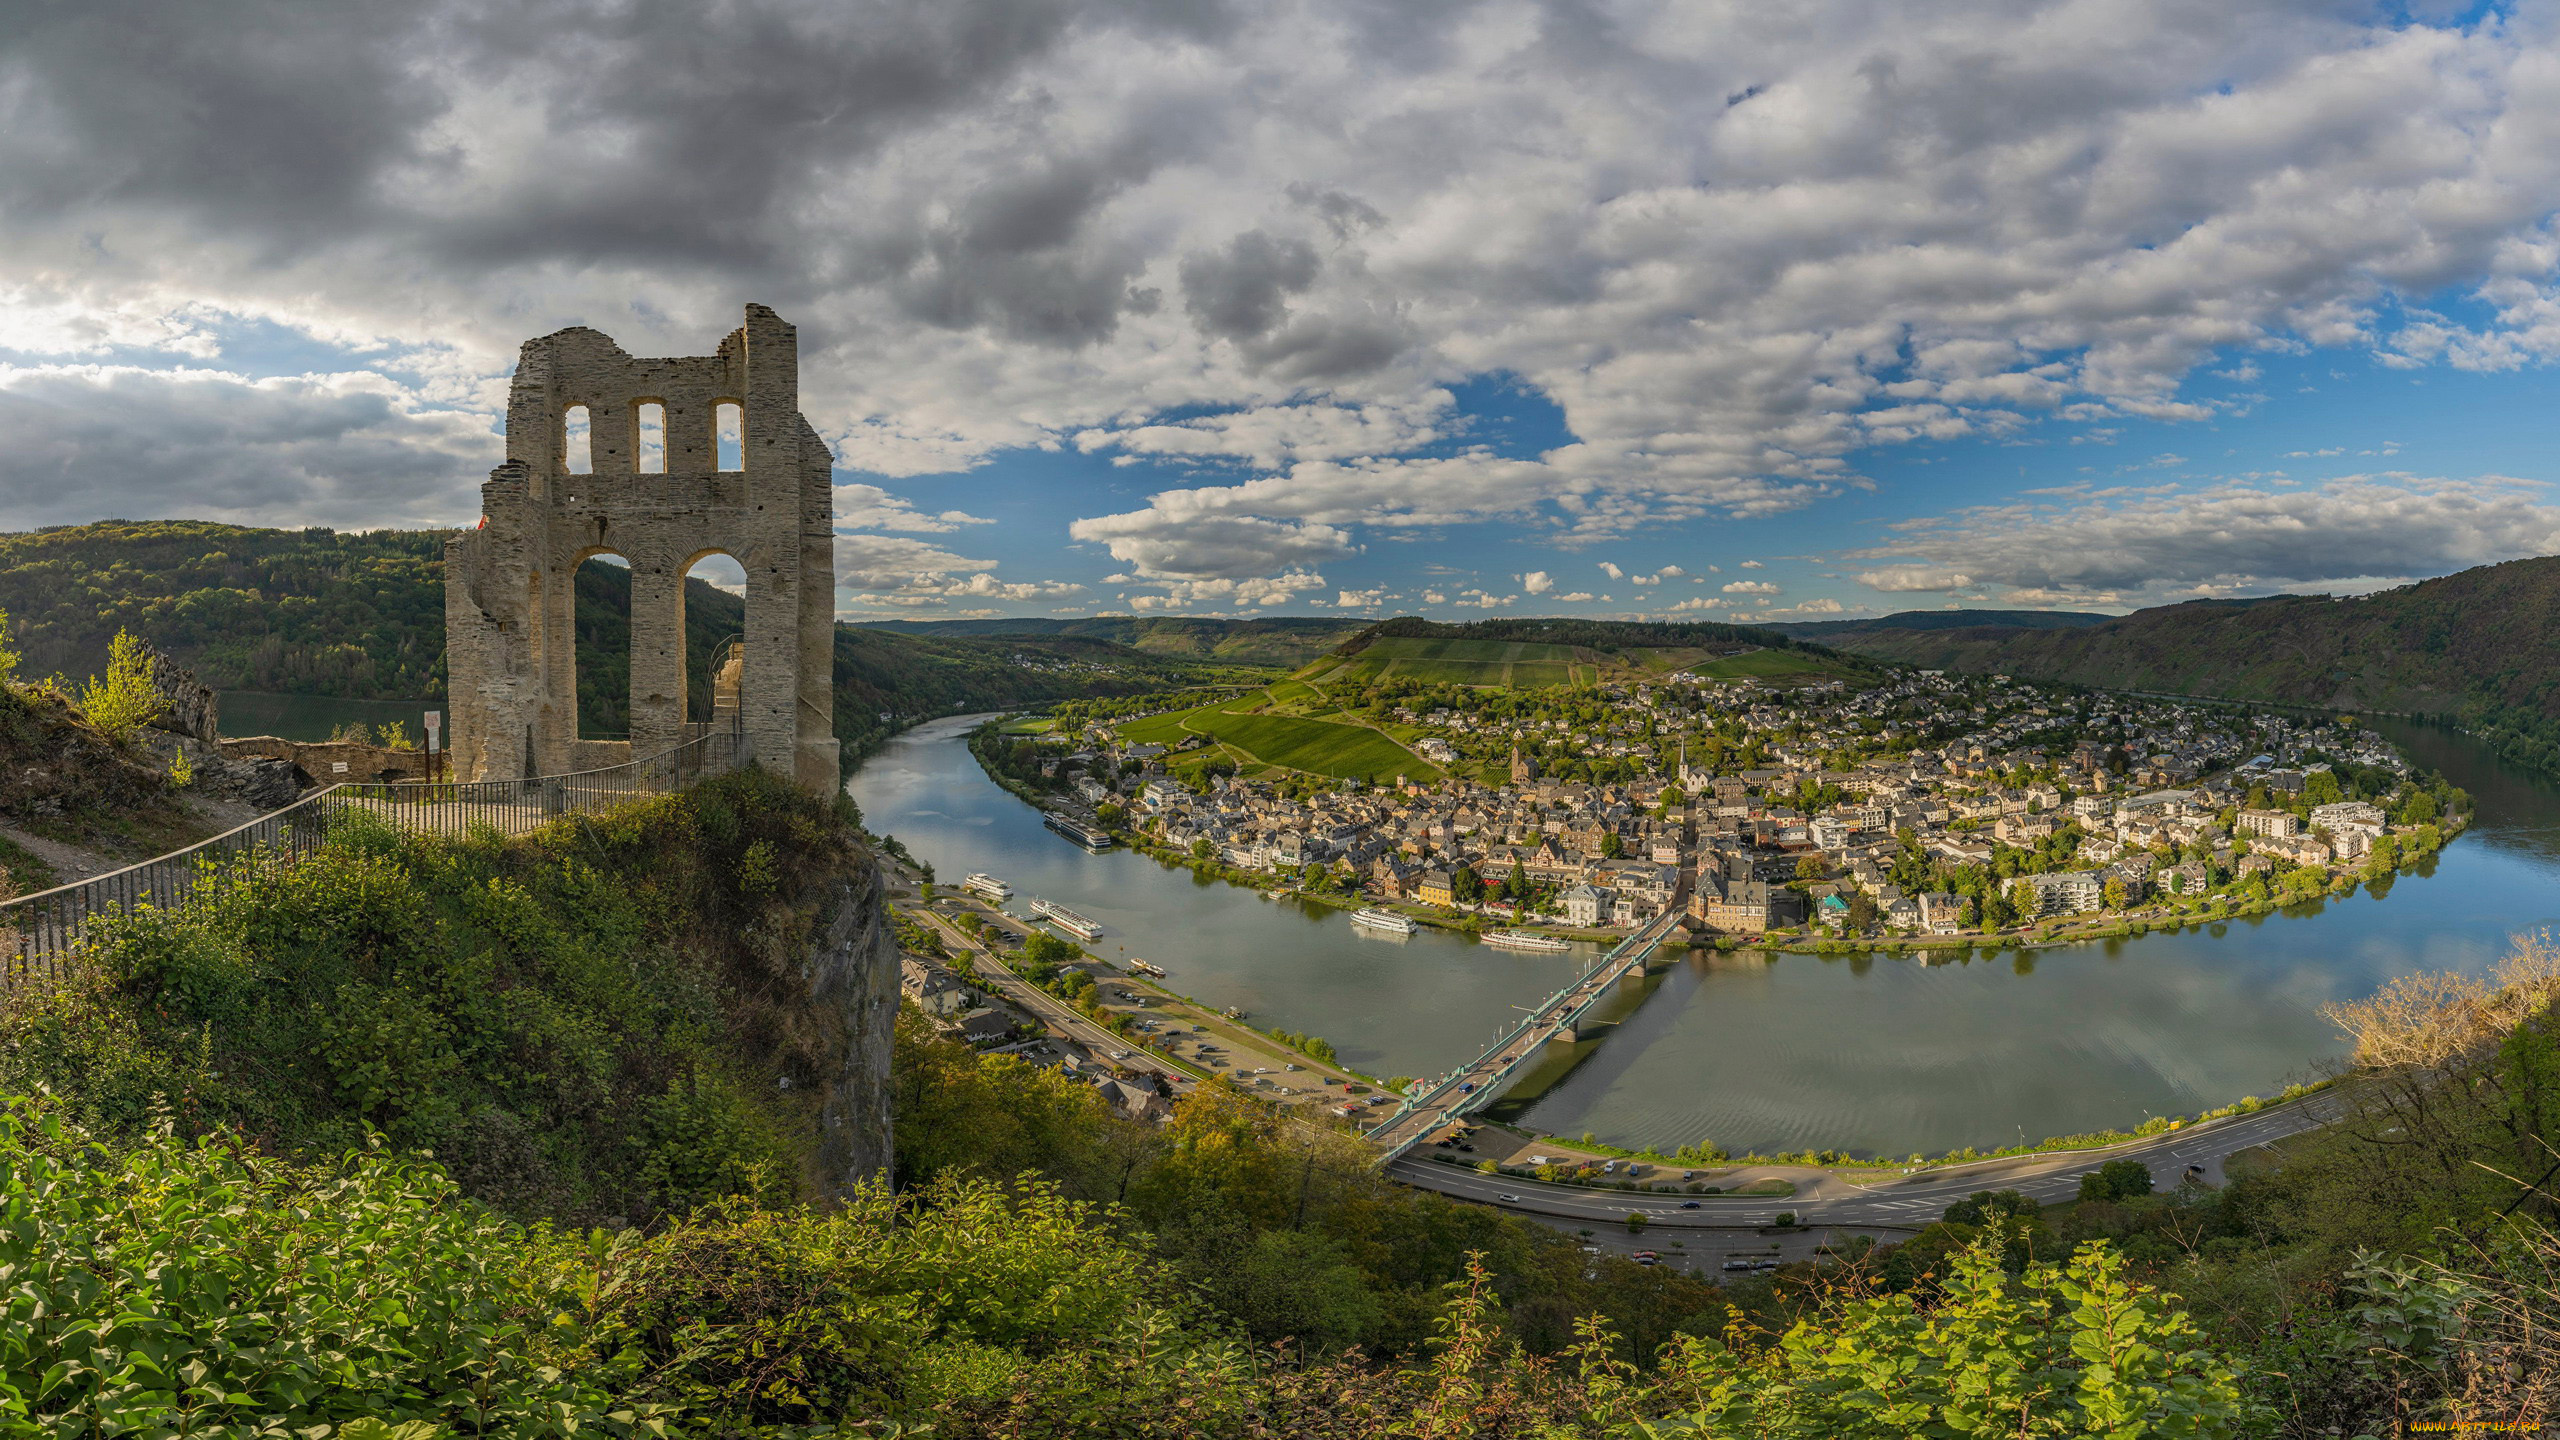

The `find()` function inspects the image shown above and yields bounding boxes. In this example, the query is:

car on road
[1680,1200,1702,1209]
[1497,1193,1523,1203]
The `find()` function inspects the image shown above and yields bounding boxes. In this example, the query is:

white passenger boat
[962,872,1011,902]
[1483,929,1571,953]
[1350,908,1419,935]
[1028,897,1105,941]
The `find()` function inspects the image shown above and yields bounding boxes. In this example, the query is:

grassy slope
[1113,693,1440,782]
[1,767,862,1225]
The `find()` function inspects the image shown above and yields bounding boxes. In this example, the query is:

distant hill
[0,520,1266,767]
[1765,608,2115,641]
[1801,558,2560,775]
[855,615,1367,666]
[1299,616,1871,688]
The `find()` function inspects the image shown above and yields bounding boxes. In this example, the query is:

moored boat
[1350,908,1419,935]
[1484,929,1571,952]
[1028,897,1105,941]
[962,872,1011,902]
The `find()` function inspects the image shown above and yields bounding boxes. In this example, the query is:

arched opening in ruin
[682,551,748,726]
[572,549,634,739]
[714,401,743,471]
[636,401,666,473]
[563,405,593,474]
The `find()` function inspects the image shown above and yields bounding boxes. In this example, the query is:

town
[993,666,2466,947]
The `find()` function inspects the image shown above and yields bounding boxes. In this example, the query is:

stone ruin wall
[443,304,838,790]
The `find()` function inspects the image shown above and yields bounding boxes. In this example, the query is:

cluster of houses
[1057,672,2421,938]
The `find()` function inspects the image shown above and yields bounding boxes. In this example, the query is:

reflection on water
[850,713,2560,1157]
[846,717,1601,1085]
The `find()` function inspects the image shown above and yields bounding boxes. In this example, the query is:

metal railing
[1,725,748,987]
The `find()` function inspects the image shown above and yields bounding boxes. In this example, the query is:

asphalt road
[1391,1089,2349,1229]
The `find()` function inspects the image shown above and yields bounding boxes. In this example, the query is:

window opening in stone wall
[715,402,743,471]
[563,405,593,474]
[636,402,666,473]
[683,552,749,723]
[574,552,634,739]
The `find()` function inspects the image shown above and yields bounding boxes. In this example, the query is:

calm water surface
[850,715,2560,1157]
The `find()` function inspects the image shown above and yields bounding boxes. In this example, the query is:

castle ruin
[444,304,839,790]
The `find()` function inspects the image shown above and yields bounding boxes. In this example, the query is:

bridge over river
[1365,909,1687,1161]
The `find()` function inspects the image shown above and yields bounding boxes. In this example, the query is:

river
[847,714,2560,1159]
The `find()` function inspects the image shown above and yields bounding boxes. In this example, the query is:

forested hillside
[1798,557,2560,775]
[859,615,1370,666]
[0,520,1261,765]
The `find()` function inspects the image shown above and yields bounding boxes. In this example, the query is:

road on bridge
[1366,910,1686,1154]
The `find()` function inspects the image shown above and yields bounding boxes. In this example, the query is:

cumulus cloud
[1738,561,1765,570]
[1557,591,1598,602]
[1859,565,1977,593]
[1598,561,1626,580]
[1850,475,2560,603]
[1332,587,1390,609]
[836,483,994,533]
[1723,579,1782,595]
[1068,509,1354,580]
[5,0,2560,600]
[1124,571,1327,611]
[833,533,1000,591]
[1521,570,1555,594]
[0,362,493,529]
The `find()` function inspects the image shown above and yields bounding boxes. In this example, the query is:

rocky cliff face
[807,855,898,1192]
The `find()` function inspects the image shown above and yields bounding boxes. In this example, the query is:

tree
[2305,770,2344,807]
[77,627,163,743]
[2006,878,2040,925]
[1664,1241,2258,1432]
[2103,877,2129,911]
[1452,866,1484,902]
[1942,1189,2038,1225]
[2077,1157,2155,1203]
[0,606,17,688]
[1794,855,1822,883]
[1600,831,1624,859]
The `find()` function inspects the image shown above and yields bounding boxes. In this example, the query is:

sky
[2,0,2558,624]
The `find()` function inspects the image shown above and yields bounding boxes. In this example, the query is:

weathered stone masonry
[444,305,839,790]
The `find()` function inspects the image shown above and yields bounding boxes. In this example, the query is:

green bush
[0,769,852,1226]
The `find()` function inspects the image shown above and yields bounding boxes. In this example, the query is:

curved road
[1391,1090,2348,1229]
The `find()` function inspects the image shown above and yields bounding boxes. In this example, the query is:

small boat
[1484,929,1572,953]
[1028,897,1105,941]
[962,873,1011,902]
[1129,959,1168,979]
[1351,908,1419,936]
[1223,1005,1248,1021]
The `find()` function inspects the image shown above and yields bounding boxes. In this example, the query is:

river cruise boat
[1350,908,1419,936]
[1043,813,1115,849]
[962,873,1011,902]
[1028,897,1105,941]
[1483,929,1571,953]
[1128,959,1168,979]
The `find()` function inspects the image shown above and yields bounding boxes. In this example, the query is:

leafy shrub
[0,1094,661,1439]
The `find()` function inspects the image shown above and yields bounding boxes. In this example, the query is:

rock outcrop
[808,856,898,1192]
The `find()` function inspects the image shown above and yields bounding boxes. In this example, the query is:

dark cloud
[1180,229,1321,342]
[0,365,490,529]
